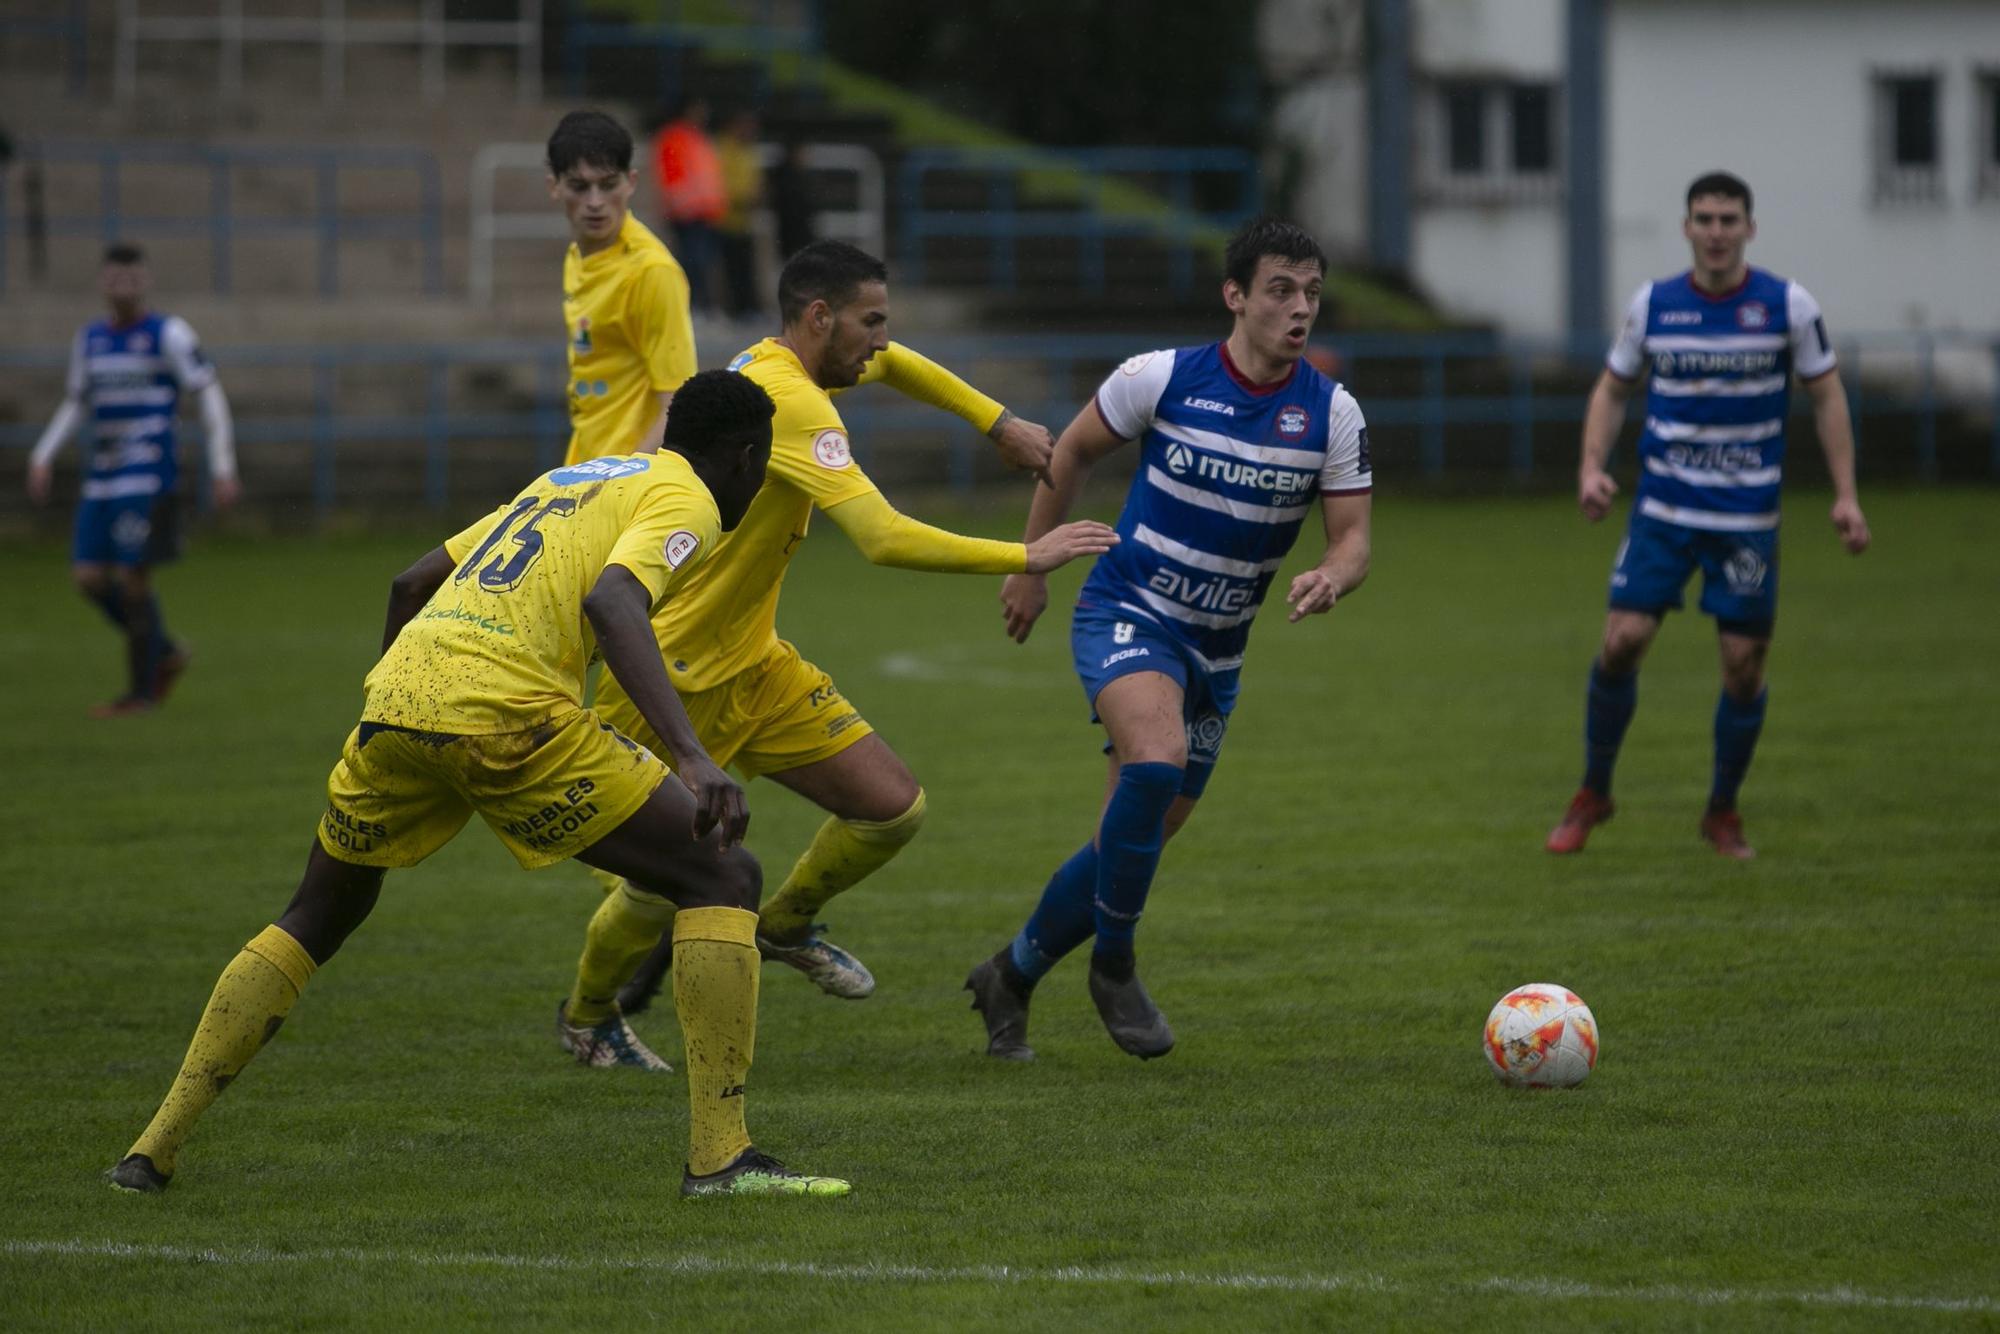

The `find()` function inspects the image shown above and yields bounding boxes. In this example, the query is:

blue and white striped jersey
[1607,268,1835,533]
[65,313,216,501]
[1077,342,1371,671]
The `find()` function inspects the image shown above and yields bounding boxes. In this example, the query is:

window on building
[1424,80,1561,203]
[1443,83,1487,174]
[1874,70,1943,202]
[1979,70,2000,199]
[1510,86,1553,174]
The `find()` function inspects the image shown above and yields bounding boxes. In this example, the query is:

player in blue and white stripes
[26,243,238,717]
[966,219,1372,1060]
[1545,172,1870,860]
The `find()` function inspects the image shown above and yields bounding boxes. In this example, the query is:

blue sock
[1583,660,1638,797]
[1710,688,1767,812]
[1008,843,1099,985]
[85,585,128,630]
[1090,761,1183,975]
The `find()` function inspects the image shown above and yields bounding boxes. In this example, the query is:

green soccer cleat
[756,925,875,999]
[681,1147,851,1199]
[555,999,673,1072]
[107,1153,171,1193]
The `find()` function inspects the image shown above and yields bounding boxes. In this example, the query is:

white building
[1271,0,2000,341]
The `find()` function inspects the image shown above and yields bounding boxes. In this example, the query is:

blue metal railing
[1,332,1993,519]
[558,0,825,104]
[0,141,444,298]
[0,1,88,94]
[898,147,1260,297]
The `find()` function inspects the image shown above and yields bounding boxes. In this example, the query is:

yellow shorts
[318,707,668,871]
[599,639,873,781]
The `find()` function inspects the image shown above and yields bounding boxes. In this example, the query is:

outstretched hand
[678,754,750,847]
[988,411,1055,486]
[1286,569,1340,622]
[1830,497,1871,554]
[26,461,53,506]
[1024,520,1117,575]
[1000,572,1049,644]
[1578,467,1619,522]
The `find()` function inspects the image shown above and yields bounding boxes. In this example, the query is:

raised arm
[584,564,746,845]
[823,489,1115,575]
[1577,369,1636,521]
[1804,369,1870,554]
[856,341,1054,482]
[1000,400,1129,644]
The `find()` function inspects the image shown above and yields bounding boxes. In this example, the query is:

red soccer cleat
[1700,809,1756,860]
[1544,788,1615,854]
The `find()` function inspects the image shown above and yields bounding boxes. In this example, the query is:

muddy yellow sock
[758,789,927,942]
[127,925,317,1176]
[673,906,759,1175]
[567,882,677,1025]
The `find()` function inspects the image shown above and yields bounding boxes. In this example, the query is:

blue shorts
[73,492,181,567]
[1071,601,1238,799]
[1609,510,1778,636]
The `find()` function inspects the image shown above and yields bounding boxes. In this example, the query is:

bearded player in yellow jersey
[109,372,852,1200]
[570,241,1116,1024]
[549,110,698,466]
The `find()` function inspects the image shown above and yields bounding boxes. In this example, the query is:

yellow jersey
[562,214,697,465]
[363,451,720,734]
[641,338,879,692]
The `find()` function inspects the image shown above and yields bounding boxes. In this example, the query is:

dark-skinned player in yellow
[110,371,851,1199]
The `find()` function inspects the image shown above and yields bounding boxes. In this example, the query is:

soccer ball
[1482,983,1599,1088]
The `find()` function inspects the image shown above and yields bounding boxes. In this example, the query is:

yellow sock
[127,925,317,1176]
[568,882,677,1025]
[585,864,627,897]
[758,789,927,941]
[672,905,759,1175]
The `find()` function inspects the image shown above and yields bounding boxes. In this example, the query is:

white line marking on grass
[5,1239,1995,1315]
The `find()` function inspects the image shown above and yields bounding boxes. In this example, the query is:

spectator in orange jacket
[652,95,725,313]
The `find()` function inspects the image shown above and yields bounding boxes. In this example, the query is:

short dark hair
[777,240,888,324]
[661,369,776,459]
[1686,171,1753,216]
[547,110,633,177]
[1223,217,1326,292]
[103,242,145,266]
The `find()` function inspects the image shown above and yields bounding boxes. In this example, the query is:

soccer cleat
[107,1153,171,1193]
[87,695,155,720]
[964,953,1035,1062]
[1700,809,1757,860]
[554,999,673,1072]
[681,1147,851,1199]
[1545,788,1615,854]
[1088,962,1175,1060]
[756,926,875,999]
[614,938,674,1017]
[151,644,192,704]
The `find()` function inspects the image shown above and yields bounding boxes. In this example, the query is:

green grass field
[2,491,1996,1330]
